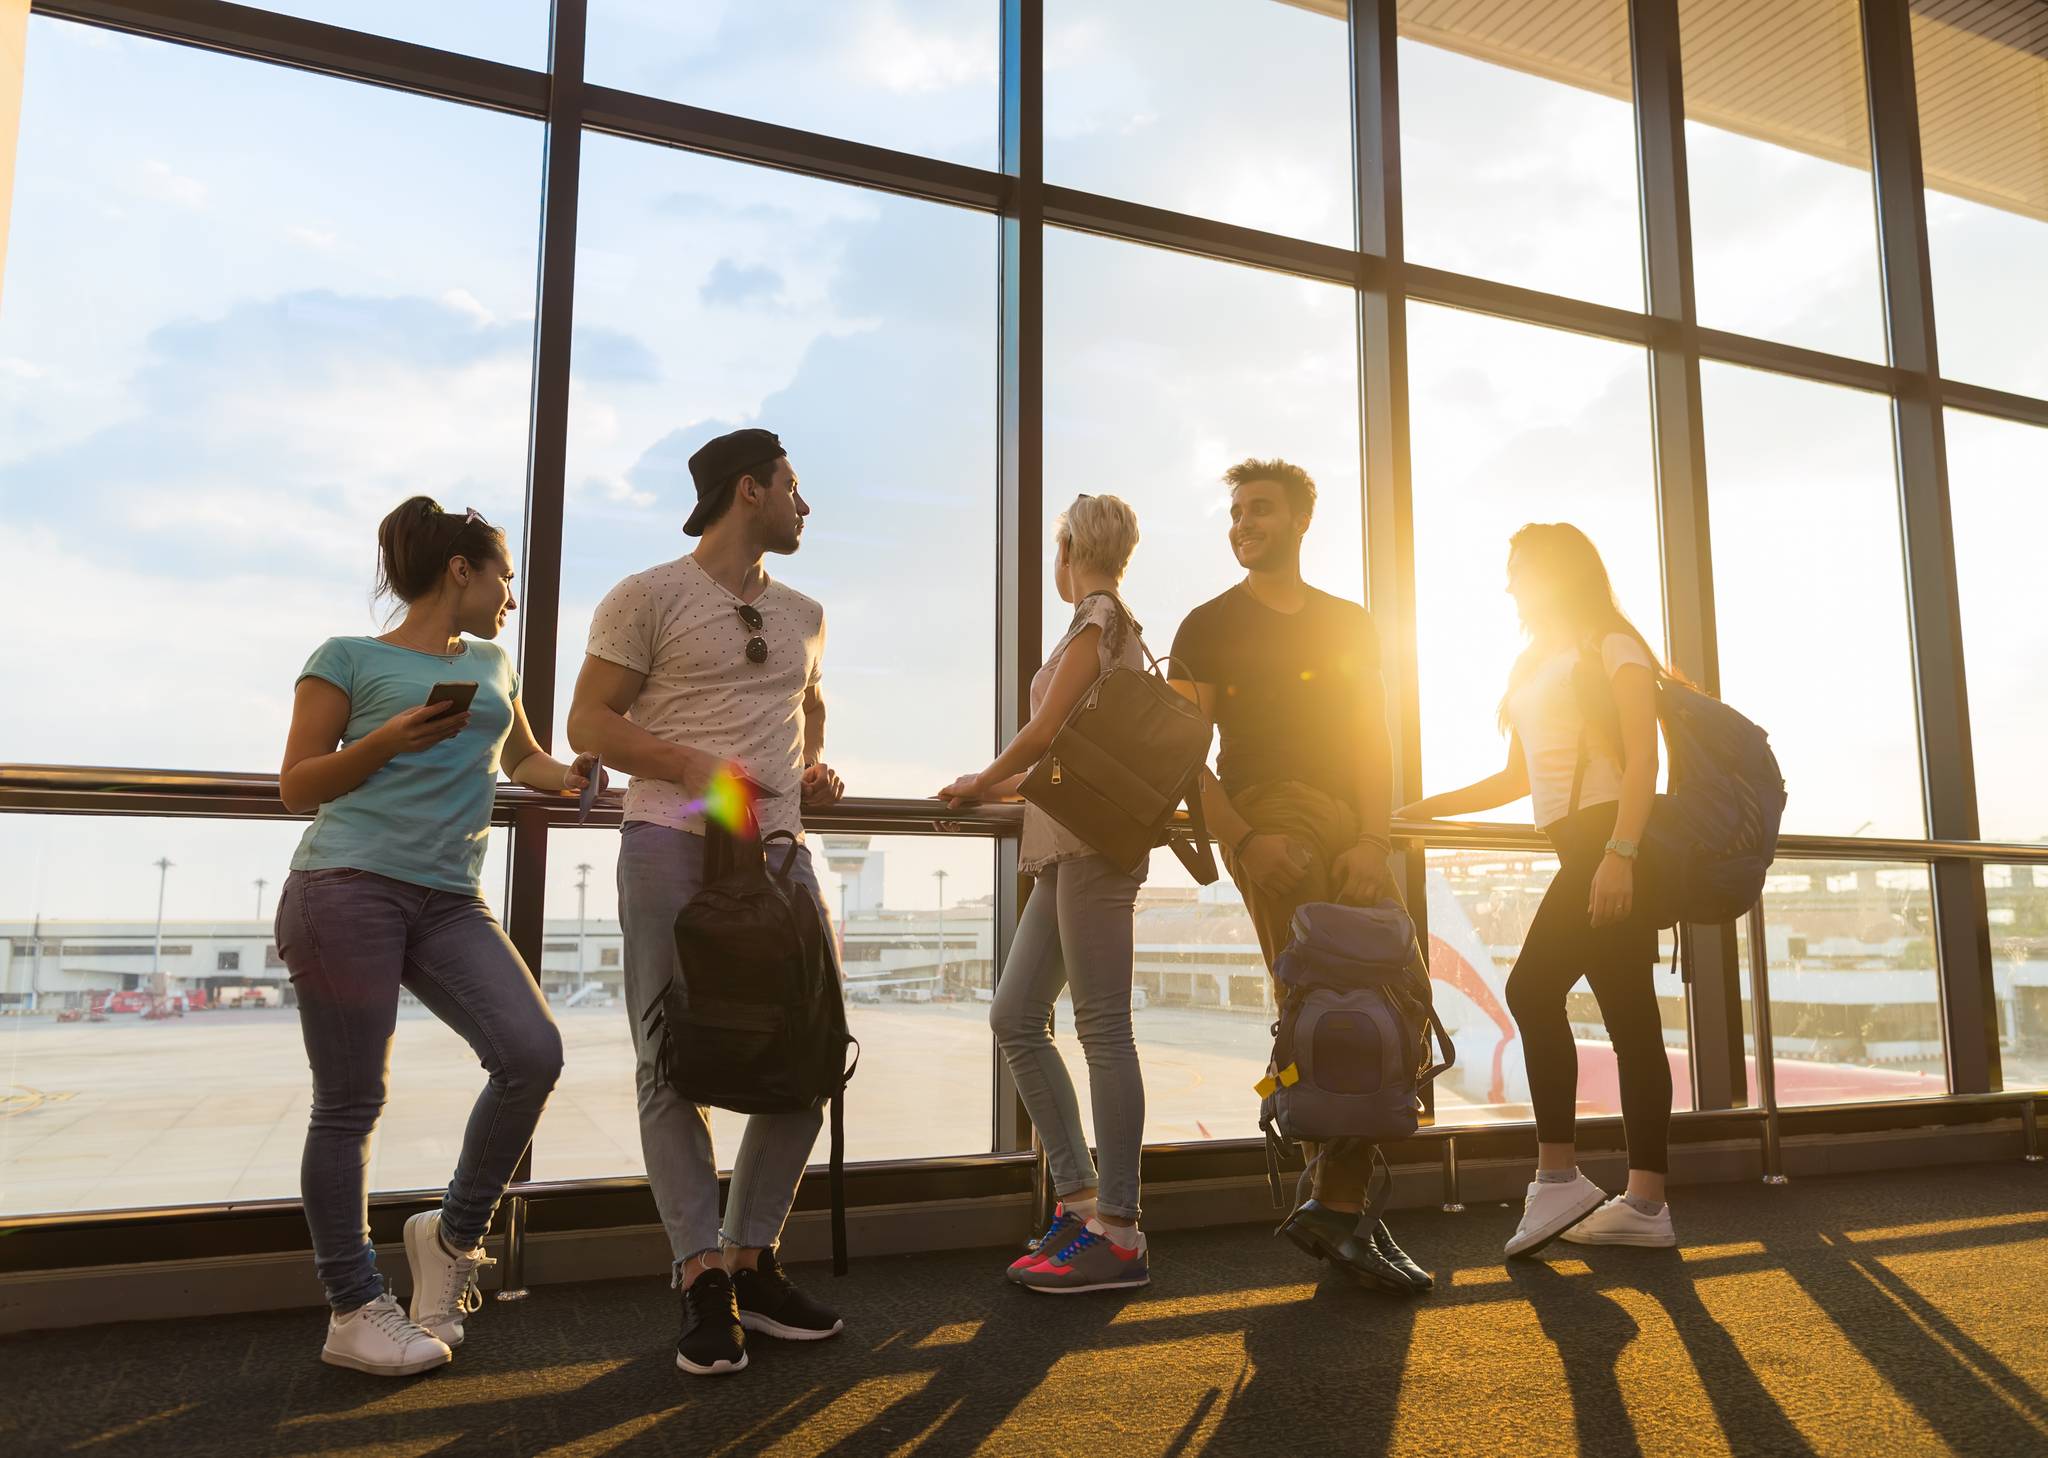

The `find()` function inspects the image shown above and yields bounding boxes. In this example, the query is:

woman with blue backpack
[1398,523,1680,1257]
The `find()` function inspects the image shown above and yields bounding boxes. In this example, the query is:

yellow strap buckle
[1254,1063,1301,1098]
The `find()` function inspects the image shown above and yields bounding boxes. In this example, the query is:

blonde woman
[940,494,1152,1293]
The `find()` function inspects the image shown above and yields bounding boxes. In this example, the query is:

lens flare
[690,766,758,832]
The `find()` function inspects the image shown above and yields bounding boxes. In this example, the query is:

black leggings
[1506,802,1673,1173]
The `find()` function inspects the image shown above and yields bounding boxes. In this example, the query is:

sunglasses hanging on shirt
[736,603,768,664]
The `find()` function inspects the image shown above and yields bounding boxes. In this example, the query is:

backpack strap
[704,798,769,881]
[827,1036,860,1277]
[1167,768,1221,885]
[1259,1110,1288,1208]
[828,1086,847,1277]
[762,829,802,882]
[1568,723,1589,819]
[1351,1146,1396,1242]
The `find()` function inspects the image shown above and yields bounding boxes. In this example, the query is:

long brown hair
[1496,523,1667,750]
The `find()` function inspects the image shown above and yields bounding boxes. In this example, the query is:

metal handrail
[6,764,2046,863]
[0,764,1027,835]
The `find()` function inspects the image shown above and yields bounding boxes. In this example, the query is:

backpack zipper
[1050,757,1063,785]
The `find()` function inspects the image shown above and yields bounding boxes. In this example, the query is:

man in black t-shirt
[1169,457,1429,1297]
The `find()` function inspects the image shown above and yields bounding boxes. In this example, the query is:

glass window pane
[1043,846,1272,1148]
[1945,409,2048,843]
[559,137,996,800]
[528,829,995,1178]
[586,1,998,169]
[251,2,549,67]
[0,21,540,772]
[1911,0,2048,398]
[1985,863,2048,1090]
[1678,0,1886,359]
[1399,0,1643,307]
[0,814,509,1216]
[1734,859,1948,1104]
[1426,848,1690,1124]
[1407,304,1664,817]
[1043,0,1353,245]
[1043,229,1364,663]
[1701,364,1924,837]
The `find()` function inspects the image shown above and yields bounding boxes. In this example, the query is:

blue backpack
[1256,903,1454,1221]
[1573,660,1788,930]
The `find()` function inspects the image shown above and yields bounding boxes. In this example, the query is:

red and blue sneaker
[1014,1220,1150,1294]
[1006,1204,1089,1283]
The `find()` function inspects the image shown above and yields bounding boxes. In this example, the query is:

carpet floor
[5,1163,2047,1457]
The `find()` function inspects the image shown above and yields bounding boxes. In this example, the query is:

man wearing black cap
[567,427,850,1377]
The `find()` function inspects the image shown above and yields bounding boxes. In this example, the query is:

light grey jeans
[619,820,827,1275]
[990,854,1146,1220]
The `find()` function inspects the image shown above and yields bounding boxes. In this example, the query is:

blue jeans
[618,822,830,1273]
[990,854,1146,1220]
[276,868,563,1312]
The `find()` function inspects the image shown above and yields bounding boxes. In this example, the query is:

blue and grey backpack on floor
[1256,901,1453,1227]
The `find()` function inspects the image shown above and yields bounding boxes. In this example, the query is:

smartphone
[425,681,478,716]
[576,755,604,824]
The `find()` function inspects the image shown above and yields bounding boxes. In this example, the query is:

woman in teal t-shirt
[275,497,600,1378]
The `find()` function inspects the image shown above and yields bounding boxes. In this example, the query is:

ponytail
[375,496,506,605]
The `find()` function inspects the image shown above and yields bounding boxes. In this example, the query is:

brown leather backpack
[1018,601,1219,883]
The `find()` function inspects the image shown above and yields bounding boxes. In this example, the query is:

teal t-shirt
[289,636,521,895]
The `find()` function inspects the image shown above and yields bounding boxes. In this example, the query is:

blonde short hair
[1055,493,1140,579]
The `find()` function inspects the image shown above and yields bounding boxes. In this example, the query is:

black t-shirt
[1169,584,1385,808]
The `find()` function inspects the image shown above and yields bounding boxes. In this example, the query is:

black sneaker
[732,1250,845,1342]
[676,1269,747,1376]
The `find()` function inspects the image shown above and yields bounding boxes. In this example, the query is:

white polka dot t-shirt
[586,554,825,841]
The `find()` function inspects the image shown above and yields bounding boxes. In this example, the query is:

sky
[1,0,2045,931]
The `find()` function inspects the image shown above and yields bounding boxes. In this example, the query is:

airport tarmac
[2,1001,1404,1216]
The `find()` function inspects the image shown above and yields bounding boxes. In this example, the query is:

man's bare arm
[565,654,713,787]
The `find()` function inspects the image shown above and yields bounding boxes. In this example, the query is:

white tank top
[1506,632,1656,829]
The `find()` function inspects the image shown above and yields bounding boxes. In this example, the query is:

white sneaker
[322,1292,453,1376]
[1504,1173,1609,1259]
[405,1211,495,1347]
[1561,1195,1677,1248]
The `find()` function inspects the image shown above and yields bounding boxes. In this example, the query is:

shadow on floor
[4,1162,2044,1457]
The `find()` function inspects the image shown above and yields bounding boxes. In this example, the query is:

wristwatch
[1604,838,1639,860]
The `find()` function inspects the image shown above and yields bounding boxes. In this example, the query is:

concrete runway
[0,1001,1349,1215]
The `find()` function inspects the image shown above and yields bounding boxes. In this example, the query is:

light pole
[575,862,592,996]
[254,877,268,921]
[932,868,948,986]
[151,857,173,998]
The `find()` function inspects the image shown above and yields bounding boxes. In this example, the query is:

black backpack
[1572,654,1788,931]
[641,821,860,1273]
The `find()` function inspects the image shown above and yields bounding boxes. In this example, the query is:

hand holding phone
[425,681,479,715]
[376,699,471,756]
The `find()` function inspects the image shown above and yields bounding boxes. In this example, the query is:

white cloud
[286,225,338,252]
[0,357,47,381]
[844,3,994,94]
[138,159,207,210]
[0,525,345,772]
[577,473,657,509]
[441,288,496,326]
